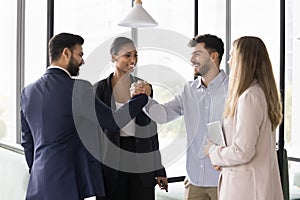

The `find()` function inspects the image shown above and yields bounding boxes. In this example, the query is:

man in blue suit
[20,33,148,200]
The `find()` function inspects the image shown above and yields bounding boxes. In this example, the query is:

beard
[197,63,210,77]
[67,56,81,76]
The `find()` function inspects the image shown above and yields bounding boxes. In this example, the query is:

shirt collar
[196,70,227,89]
[47,66,72,78]
[195,77,203,88]
[209,70,227,88]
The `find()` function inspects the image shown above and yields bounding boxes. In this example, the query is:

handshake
[130,80,152,97]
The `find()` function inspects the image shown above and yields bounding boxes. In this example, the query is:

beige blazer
[209,81,283,200]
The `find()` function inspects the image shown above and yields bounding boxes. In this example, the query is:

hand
[143,81,151,96]
[204,140,223,171]
[204,139,215,156]
[156,177,168,192]
[130,80,151,97]
[213,165,222,171]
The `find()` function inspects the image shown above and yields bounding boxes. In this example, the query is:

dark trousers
[98,171,154,200]
[97,137,155,200]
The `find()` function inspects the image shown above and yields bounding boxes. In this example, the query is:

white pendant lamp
[118,0,158,28]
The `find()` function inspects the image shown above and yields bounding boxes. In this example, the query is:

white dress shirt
[144,70,228,187]
[115,101,136,137]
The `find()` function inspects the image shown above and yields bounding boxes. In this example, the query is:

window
[54,0,130,58]
[24,0,47,86]
[197,0,227,70]
[0,0,17,142]
[231,0,280,80]
[286,0,300,197]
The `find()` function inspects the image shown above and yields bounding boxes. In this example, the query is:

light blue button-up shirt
[144,70,228,187]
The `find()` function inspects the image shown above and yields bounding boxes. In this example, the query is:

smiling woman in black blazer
[94,37,167,200]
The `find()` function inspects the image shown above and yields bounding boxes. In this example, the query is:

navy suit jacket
[20,68,147,200]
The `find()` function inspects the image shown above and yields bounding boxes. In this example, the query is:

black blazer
[94,73,166,191]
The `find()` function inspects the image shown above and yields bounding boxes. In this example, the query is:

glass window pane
[197,0,227,70]
[54,0,132,85]
[54,0,130,58]
[143,0,194,37]
[286,0,300,197]
[24,0,48,87]
[231,0,280,82]
[289,161,300,199]
[0,0,17,142]
[285,0,300,156]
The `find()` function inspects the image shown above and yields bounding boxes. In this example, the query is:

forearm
[95,94,148,131]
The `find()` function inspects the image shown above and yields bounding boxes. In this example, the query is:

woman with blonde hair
[206,36,283,200]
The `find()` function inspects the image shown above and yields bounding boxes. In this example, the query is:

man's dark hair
[48,33,84,63]
[188,34,224,64]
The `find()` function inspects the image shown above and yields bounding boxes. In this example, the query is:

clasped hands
[130,80,151,97]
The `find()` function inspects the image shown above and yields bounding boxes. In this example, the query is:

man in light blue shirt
[131,34,228,200]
